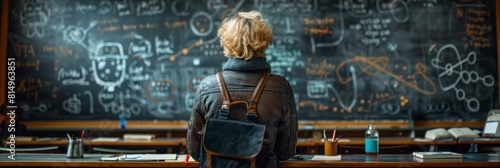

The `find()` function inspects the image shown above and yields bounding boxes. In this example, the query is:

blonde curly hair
[218,10,273,60]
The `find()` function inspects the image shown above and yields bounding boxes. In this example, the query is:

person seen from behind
[186,10,298,167]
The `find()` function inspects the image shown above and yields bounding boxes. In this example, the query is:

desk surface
[1,153,499,167]
[8,138,185,147]
[458,138,500,145]
[297,137,458,147]
[14,137,497,148]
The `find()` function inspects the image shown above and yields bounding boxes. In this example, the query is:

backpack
[200,71,271,168]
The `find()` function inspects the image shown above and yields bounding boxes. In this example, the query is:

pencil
[332,129,337,142]
[80,130,85,140]
[185,154,190,164]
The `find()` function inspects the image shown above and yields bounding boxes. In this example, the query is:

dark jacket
[186,57,298,168]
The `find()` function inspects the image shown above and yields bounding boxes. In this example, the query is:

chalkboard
[5,0,498,121]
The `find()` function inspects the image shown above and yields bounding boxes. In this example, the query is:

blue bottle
[120,112,126,129]
[365,124,379,156]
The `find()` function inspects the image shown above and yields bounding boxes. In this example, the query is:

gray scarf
[222,57,271,72]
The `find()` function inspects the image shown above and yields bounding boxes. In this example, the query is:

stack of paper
[413,157,463,162]
[412,151,463,162]
[92,137,120,142]
[412,151,463,159]
[310,155,341,160]
[123,134,156,142]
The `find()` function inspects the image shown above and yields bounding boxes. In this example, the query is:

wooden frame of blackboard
[497,1,500,110]
[20,120,484,131]
[0,0,8,106]
[0,0,499,130]
[23,120,412,131]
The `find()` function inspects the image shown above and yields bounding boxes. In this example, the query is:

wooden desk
[458,138,500,145]
[0,153,195,167]
[10,138,185,147]
[6,138,185,153]
[457,138,500,153]
[298,137,457,146]
[89,138,185,147]
[1,153,499,167]
[297,137,457,154]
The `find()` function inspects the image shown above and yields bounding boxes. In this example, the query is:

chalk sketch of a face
[92,42,128,88]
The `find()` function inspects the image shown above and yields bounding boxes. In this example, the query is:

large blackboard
[5,0,498,121]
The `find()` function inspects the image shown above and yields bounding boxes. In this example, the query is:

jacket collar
[222,57,271,72]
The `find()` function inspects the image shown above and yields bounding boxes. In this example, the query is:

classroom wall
[0,1,500,124]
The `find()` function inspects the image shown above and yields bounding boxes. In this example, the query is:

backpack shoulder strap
[216,71,271,122]
[247,72,271,115]
[216,72,231,111]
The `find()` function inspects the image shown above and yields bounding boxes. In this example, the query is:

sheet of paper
[320,138,350,142]
[338,138,350,142]
[484,122,499,134]
[172,154,195,162]
[139,154,177,160]
[414,138,433,142]
[92,137,120,142]
[100,154,143,161]
[15,136,36,141]
[101,154,176,161]
[311,155,341,160]
[36,137,61,141]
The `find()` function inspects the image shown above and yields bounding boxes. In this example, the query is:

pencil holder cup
[324,141,338,156]
[67,139,84,158]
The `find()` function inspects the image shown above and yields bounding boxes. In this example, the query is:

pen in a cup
[80,130,85,140]
[322,130,327,142]
[67,133,72,140]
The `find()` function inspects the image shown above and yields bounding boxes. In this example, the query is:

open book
[424,127,479,140]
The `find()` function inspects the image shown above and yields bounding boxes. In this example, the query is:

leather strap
[216,71,271,116]
[216,72,231,111]
[206,153,212,168]
[247,72,270,115]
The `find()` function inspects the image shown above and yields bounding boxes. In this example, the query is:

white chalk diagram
[431,44,495,112]
[57,66,89,86]
[307,65,358,111]
[13,0,177,118]
[62,22,96,51]
[311,0,343,52]
[96,88,143,118]
[91,42,128,90]
[136,0,166,16]
[312,0,410,52]
[266,37,306,86]
[19,0,51,38]
[21,103,49,114]
[182,68,218,112]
